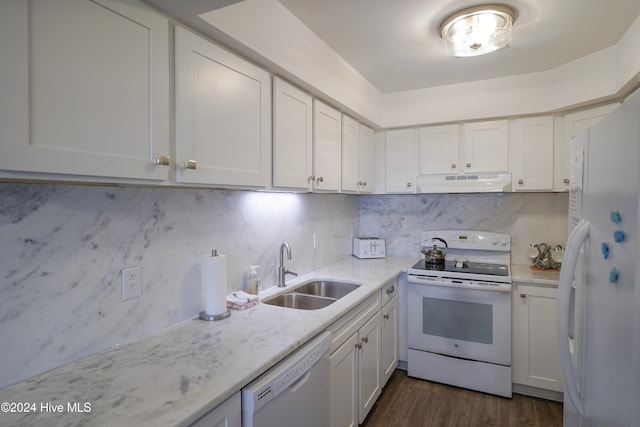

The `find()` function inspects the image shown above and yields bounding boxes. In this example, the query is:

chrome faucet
[278,242,297,287]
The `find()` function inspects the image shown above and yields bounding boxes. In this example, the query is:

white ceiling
[278,0,640,93]
[145,0,640,94]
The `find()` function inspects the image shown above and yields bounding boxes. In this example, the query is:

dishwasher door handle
[288,369,312,393]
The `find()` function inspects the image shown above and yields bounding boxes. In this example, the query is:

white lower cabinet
[380,293,399,387]
[189,391,241,427]
[357,313,381,423]
[329,294,382,427]
[512,283,564,397]
[330,332,359,427]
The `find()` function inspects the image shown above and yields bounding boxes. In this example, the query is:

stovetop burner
[410,259,509,277]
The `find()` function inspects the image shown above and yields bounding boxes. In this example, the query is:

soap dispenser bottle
[247,266,260,295]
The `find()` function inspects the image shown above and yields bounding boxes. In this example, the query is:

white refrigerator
[558,88,640,427]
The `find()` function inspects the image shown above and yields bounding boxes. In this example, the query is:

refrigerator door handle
[557,218,590,417]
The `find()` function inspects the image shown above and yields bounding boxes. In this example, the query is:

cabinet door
[358,125,375,193]
[380,295,398,387]
[418,124,460,174]
[510,117,554,191]
[0,0,170,181]
[385,129,416,193]
[190,391,241,427]
[272,77,313,190]
[513,284,564,392]
[463,120,509,173]
[175,27,271,188]
[358,313,381,424]
[555,102,620,191]
[341,115,360,193]
[313,100,342,191]
[330,333,359,427]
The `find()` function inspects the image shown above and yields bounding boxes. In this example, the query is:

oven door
[408,281,511,366]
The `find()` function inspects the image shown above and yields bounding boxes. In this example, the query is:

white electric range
[406,230,513,397]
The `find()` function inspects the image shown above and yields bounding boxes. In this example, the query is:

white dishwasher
[242,331,331,427]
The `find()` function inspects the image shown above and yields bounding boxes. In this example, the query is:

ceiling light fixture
[440,4,516,57]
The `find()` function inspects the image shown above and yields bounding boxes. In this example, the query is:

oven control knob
[500,238,508,246]
[491,238,499,245]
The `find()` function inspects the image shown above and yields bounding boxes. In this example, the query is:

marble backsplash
[0,184,567,388]
[0,183,357,388]
[358,192,569,265]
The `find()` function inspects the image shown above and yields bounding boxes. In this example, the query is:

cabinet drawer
[380,279,397,307]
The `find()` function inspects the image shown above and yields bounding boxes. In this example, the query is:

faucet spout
[278,242,297,287]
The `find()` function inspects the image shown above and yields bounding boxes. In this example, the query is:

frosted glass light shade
[440,5,515,57]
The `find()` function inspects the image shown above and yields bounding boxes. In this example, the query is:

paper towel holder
[199,249,231,321]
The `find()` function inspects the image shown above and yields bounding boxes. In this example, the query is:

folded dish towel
[227,291,259,310]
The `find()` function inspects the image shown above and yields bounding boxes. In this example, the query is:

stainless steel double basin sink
[263,280,361,310]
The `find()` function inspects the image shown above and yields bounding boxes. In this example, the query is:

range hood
[416,173,512,193]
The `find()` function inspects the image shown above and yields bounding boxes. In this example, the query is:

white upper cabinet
[342,116,374,193]
[342,115,360,193]
[555,102,620,191]
[313,100,342,192]
[175,26,271,188]
[272,77,313,190]
[509,117,554,191]
[418,121,508,176]
[463,120,509,173]
[358,125,375,194]
[385,129,416,193]
[0,0,170,181]
[418,124,460,174]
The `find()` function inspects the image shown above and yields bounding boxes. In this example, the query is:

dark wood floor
[362,370,563,427]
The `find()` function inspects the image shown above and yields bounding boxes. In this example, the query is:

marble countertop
[511,263,560,286]
[0,256,415,427]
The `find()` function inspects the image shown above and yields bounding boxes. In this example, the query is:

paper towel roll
[202,251,227,316]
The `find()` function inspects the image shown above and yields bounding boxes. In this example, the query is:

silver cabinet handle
[386,285,395,295]
[383,314,390,320]
[451,163,457,169]
[564,178,570,184]
[317,176,324,183]
[155,156,171,166]
[361,181,367,187]
[184,160,197,170]
[308,175,315,183]
[406,182,412,188]
[518,179,524,185]
[520,293,527,299]
[355,342,362,350]
[362,336,368,344]
[466,163,471,168]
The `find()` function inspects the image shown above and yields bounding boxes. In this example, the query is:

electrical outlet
[121,267,141,301]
